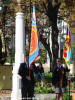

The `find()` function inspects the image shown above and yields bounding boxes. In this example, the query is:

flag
[63,25,72,69]
[29,6,40,67]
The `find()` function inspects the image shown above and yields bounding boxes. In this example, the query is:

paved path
[35,93,56,100]
[0,93,56,100]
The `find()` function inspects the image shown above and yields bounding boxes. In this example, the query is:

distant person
[18,54,35,100]
[52,58,70,100]
[35,62,45,80]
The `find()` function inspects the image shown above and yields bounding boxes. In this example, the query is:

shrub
[45,72,52,77]
[34,86,55,94]
[63,93,72,100]
[44,72,52,83]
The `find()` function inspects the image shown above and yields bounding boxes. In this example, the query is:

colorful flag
[29,6,40,67]
[63,25,72,69]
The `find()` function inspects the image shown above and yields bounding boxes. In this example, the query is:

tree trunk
[43,0,61,69]
[52,23,59,67]
[0,29,6,64]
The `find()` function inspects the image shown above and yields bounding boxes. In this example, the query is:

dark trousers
[21,85,34,100]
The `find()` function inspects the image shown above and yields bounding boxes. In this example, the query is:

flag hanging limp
[63,25,72,69]
[29,6,40,67]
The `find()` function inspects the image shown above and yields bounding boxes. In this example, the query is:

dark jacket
[37,66,44,74]
[52,66,69,87]
[18,63,35,87]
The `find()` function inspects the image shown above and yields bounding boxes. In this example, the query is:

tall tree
[38,0,61,69]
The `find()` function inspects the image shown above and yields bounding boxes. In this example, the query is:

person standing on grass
[52,58,70,100]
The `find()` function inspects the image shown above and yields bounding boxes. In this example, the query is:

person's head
[57,58,61,66]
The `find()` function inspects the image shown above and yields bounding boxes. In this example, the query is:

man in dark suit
[18,55,35,100]
[52,58,70,100]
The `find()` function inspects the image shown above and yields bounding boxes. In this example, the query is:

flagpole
[30,0,31,30]
[29,0,31,48]
[28,0,32,77]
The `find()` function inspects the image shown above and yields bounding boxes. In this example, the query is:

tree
[35,0,61,70]
[43,0,61,69]
[0,0,15,64]
[0,0,8,64]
